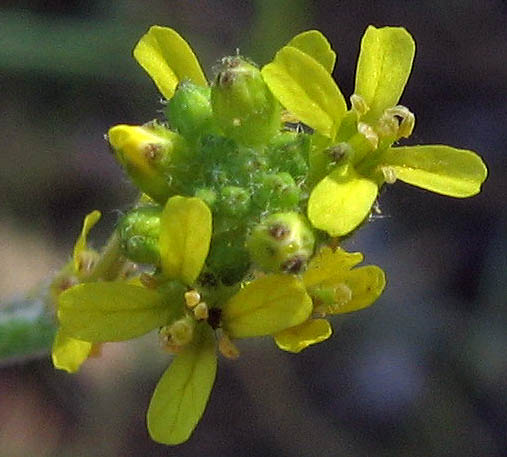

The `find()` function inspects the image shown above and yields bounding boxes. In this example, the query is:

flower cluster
[51,25,487,445]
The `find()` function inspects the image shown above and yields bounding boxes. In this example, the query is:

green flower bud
[166,81,217,139]
[117,206,161,264]
[194,188,217,208]
[207,235,250,285]
[219,186,251,217]
[246,212,315,274]
[108,123,189,203]
[253,172,301,211]
[211,56,281,145]
[266,132,310,179]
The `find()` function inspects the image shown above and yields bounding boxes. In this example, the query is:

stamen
[382,166,397,184]
[193,302,209,320]
[218,334,240,360]
[350,94,370,117]
[184,290,201,308]
[357,122,379,149]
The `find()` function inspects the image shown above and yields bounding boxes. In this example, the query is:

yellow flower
[262,26,488,237]
[51,210,100,373]
[55,196,312,444]
[274,246,385,353]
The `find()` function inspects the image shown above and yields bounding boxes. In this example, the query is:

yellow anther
[357,122,379,149]
[218,334,240,360]
[184,290,201,308]
[193,302,209,320]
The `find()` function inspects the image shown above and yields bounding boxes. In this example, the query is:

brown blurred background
[0,1,506,456]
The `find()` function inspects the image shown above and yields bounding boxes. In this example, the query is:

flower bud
[246,212,315,274]
[219,186,251,217]
[253,172,301,211]
[117,206,161,264]
[166,81,217,139]
[211,56,281,145]
[266,132,310,180]
[108,123,189,203]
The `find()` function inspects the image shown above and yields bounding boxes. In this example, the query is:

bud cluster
[110,57,313,285]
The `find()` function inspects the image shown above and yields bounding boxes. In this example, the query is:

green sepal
[159,196,212,285]
[58,283,174,342]
[133,25,207,100]
[274,318,332,353]
[355,26,415,123]
[222,274,313,338]
[379,145,488,197]
[307,164,378,237]
[147,324,217,445]
[52,328,92,373]
[287,30,336,73]
[262,46,346,138]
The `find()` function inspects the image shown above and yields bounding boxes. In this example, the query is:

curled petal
[73,210,101,274]
[52,328,92,373]
[303,246,363,288]
[274,318,332,353]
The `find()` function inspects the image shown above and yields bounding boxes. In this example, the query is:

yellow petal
[323,265,386,314]
[73,210,101,273]
[51,328,92,373]
[262,46,346,138]
[58,282,176,342]
[355,26,415,122]
[380,145,488,197]
[147,324,217,445]
[222,274,313,338]
[159,196,212,285]
[307,164,378,237]
[274,318,332,353]
[287,30,336,73]
[133,25,207,100]
[303,246,363,288]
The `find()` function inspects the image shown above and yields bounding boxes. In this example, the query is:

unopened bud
[117,206,161,264]
[211,56,281,145]
[246,212,315,274]
[166,81,217,139]
[107,123,189,203]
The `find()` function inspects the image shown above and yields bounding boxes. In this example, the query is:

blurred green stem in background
[0,281,55,364]
[246,0,313,62]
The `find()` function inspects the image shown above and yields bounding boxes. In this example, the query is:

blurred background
[0,1,505,456]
